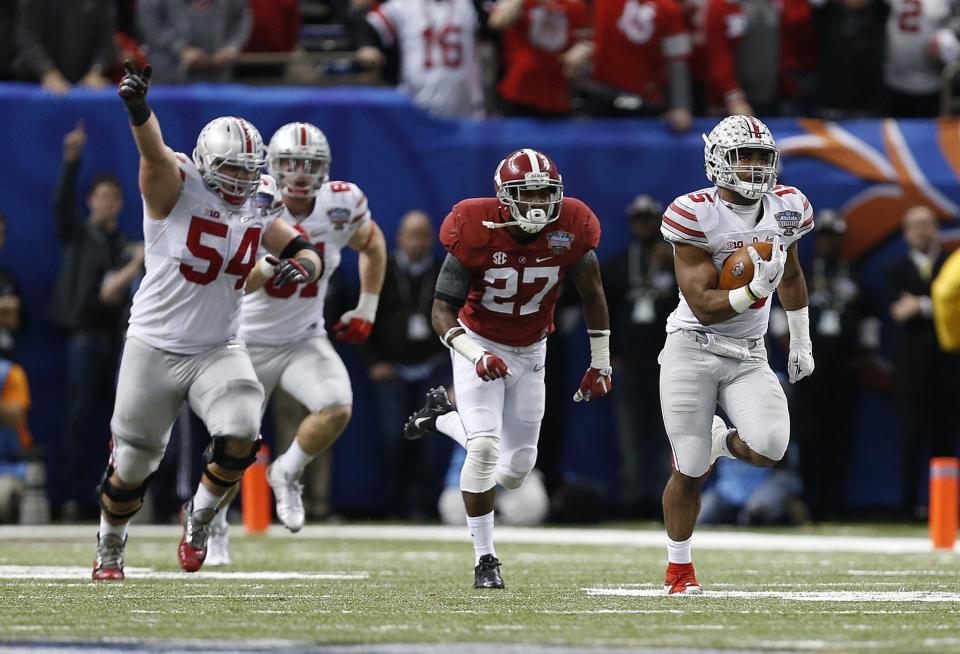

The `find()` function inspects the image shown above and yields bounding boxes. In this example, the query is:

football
[718,240,773,290]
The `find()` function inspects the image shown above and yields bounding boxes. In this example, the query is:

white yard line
[0,524,945,554]
[584,587,960,602]
[0,565,366,580]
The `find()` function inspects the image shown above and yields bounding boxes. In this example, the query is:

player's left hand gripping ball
[573,366,613,402]
[788,346,815,384]
[333,311,373,344]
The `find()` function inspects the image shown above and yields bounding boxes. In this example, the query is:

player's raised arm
[261,218,324,287]
[568,249,613,402]
[117,61,181,220]
[432,253,510,381]
[334,220,387,344]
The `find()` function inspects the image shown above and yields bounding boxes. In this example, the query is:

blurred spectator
[812,0,887,118]
[587,0,693,131]
[0,214,24,360]
[15,0,115,95]
[366,210,451,519]
[0,357,31,523]
[778,0,817,115]
[771,210,879,521]
[887,206,960,520]
[488,0,592,117]
[51,123,143,521]
[698,455,807,526]
[245,0,301,52]
[0,0,18,81]
[602,195,676,517]
[883,0,959,117]
[683,0,753,116]
[137,0,251,84]
[358,0,492,118]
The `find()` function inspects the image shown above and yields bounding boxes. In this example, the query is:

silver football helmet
[703,115,779,201]
[192,116,267,203]
[268,122,331,199]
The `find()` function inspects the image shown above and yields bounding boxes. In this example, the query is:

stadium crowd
[1,0,960,535]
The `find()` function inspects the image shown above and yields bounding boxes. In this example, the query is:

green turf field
[0,524,958,653]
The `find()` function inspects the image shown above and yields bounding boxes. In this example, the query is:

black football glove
[266,255,317,287]
[118,60,153,125]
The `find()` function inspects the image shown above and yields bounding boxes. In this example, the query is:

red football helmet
[492,149,564,233]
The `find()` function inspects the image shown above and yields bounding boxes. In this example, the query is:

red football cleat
[177,502,213,573]
[92,533,126,581]
[663,562,703,595]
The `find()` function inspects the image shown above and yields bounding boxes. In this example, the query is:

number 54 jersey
[440,197,600,347]
[126,154,282,355]
[239,181,370,346]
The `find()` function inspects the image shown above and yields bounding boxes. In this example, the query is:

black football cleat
[404,386,454,440]
[473,554,505,589]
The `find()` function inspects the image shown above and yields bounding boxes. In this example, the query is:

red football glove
[573,366,613,402]
[475,352,510,381]
[333,316,373,344]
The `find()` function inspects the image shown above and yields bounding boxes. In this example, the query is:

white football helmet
[193,116,267,203]
[703,115,779,201]
[268,122,331,199]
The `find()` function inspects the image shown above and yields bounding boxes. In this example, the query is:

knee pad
[112,433,167,484]
[741,421,789,464]
[496,446,538,490]
[460,435,500,493]
[97,464,154,521]
[201,436,261,489]
[205,379,264,441]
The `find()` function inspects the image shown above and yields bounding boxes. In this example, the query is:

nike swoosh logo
[534,363,545,371]
[535,257,553,263]
[415,417,429,427]
[240,215,254,223]
[767,273,778,283]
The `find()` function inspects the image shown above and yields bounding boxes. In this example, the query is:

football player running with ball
[658,115,815,594]
[92,63,323,580]
[404,149,612,589]
[205,122,387,565]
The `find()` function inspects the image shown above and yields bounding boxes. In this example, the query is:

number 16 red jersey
[440,196,601,347]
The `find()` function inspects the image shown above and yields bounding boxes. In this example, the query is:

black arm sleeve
[53,159,82,244]
[434,253,472,308]
[280,235,319,259]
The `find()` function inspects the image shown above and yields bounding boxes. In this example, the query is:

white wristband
[355,292,380,322]
[728,286,754,313]
[587,329,611,369]
[786,306,811,347]
[448,332,486,364]
[256,256,275,278]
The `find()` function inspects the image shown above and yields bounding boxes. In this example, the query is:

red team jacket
[497,0,591,114]
[441,197,601,347]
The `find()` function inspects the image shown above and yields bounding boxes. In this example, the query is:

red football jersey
[497,0,591,114]
[440,197,601,347]
[685,0,745,108]
[592,0,691,103]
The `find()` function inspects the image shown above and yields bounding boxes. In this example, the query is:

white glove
[786,307,815,383]
[747,235,787,299]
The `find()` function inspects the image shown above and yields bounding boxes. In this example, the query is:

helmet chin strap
[482,207,548,231]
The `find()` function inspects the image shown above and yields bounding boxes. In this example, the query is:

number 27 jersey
[441,197,601,347]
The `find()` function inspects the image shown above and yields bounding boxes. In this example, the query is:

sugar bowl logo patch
[547,231,574,255]
[328,207,351,230]
[775,210,802,236]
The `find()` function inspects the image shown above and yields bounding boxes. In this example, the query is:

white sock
[192,482,224,513]
[466,510,496,563]
[436,412,468,448]
[667,536,693,564]
[212,506,229,529]
[99,516,128,540]
[276,438,315,479]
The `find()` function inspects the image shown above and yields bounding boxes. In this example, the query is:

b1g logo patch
[547,231,574,255]
[775,210,802,236]
[328,207,351,230]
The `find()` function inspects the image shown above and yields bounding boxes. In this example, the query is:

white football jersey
[367,0,484,118]
[661,185,813,340]
[239,181,371,346]
[884,0,955,94]
[126,155,282,355]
